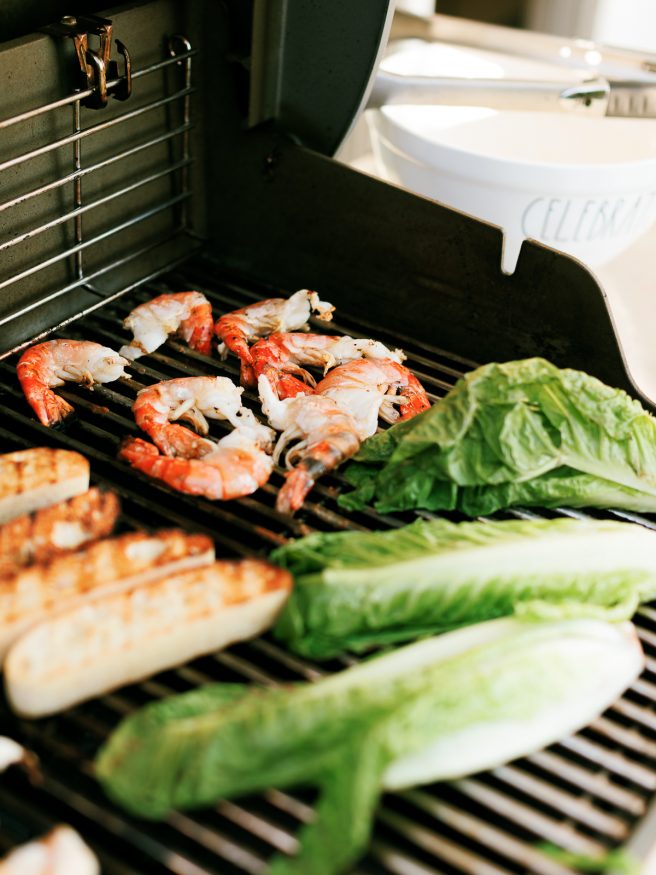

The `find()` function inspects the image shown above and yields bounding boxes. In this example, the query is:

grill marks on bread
[0,488,120,576]
[5,560,292,717]
[0,529,214,660]
[0,448,90,524]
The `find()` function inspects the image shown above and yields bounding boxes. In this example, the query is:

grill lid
[246,0,394,155]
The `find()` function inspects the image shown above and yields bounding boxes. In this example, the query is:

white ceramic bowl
[368,43,656,273]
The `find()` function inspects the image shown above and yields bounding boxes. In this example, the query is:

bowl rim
[376,105,656,176]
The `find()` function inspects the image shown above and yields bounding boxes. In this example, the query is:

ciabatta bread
[6,559,291,717]
[0,448,89,524]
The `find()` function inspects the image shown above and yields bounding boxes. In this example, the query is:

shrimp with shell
[132,376,274,458]
[250,332,405,399]
[214,289,334,386]
[259,374,362,514]
[119,429,274,501]
[315,358,431,440]
[17,340,128,427]
[120,291,214,360]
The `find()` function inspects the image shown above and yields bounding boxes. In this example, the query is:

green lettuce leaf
[457,466,656,516]
[95,618,642,875]
[340,359,656,514]
[272,517,653,658]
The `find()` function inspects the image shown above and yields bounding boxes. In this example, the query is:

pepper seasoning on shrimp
[17,340,128,427]
[132,376,274,458]
[120,291,213,360]
[215,289,334,386]
[250,332,405,399]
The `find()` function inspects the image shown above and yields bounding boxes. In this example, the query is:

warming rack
[0,26,199,357]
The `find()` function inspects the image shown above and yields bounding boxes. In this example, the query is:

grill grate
[0,258,656,874]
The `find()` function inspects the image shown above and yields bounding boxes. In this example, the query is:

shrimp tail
[119,436,158,464]
[399,373,431,420]
[187,322,213,356]
[217,327,256,387]
[35,392,75,428]
[119,438,204,494]
[16,367,75,426]
[276,467,316,515]
[182,300,214,356]
[276,434,360,515]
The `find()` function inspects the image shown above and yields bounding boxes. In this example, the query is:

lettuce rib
[272,517,654,659]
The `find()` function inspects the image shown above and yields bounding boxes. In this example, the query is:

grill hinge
[43,14,132,109]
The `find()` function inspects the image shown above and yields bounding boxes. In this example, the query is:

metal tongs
[368,12,656,118]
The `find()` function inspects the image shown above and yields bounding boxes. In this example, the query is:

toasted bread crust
[0,448,90,523]
[5,559,292,717]
[0,449,89,500]
[0,488,121,576]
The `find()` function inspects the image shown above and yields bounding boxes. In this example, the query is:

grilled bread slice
[0,487,120,576]
[0,825,99,875]
[5,559,292,717]
[0,448,89,524]
[0,529,214,661]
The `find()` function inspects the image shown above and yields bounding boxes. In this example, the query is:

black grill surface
[0,257,655,875]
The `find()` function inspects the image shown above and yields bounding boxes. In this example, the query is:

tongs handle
[368,69,610,115]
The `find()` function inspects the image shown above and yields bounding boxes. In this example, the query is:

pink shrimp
[17,340,128,427]
[119,432,274,501]
[250,333,405,399]
[315,358,431,440]
[258,375,361,514]
[120,291,213,360]
[132,376,272,458]
[214,289,334,386]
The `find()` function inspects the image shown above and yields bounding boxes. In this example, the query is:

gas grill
[1,2,656,873]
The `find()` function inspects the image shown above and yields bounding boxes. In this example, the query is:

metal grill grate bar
[0,86,194,174]
[0,49,196,129]
[0,123,193,215]
[0,159,192,254]
[0,192,190,294]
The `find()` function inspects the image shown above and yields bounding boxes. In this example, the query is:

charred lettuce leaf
[339,358,656,514]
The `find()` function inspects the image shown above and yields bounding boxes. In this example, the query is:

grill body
[1,3,656,874]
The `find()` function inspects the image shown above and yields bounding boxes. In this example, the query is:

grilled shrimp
[259,374,361,514]
[315,358,431,440]
[17,340,128,426]
[214,289,334,386]
[120,291,213,360]
[250,332,406,399]
[132,376,273,458]
[119,430,274,500]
